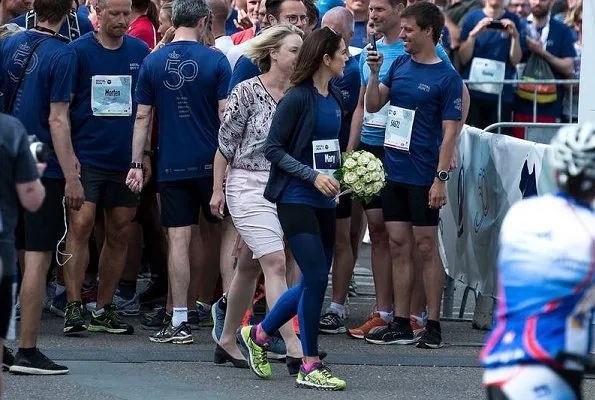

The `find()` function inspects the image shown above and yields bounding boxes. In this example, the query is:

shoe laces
[254,342,269,365]
[104,307,123,323]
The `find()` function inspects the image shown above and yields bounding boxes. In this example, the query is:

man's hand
[209,189,226,220]
[126,168,144,194]
[428,179,447,210]
[65,177,85,210]
[526,36,546,56]
[314,174,341,197]
[234,9,253,31]
[469,17,493,38]
[500,18,519,39]
[366,50,383,75]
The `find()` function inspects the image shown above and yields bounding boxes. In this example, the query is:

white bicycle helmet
[550,123,595,192]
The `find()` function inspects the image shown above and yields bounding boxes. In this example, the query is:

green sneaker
[236,325,271,379]
[296,362,346,391]
[88,304,134,334]
[63,301,87,335]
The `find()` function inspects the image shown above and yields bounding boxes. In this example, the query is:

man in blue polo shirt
[0,0,83,376]
[128,0,231,344]
[364,1,463,349]
[63,0,150,338]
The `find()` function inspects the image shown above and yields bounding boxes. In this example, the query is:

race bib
[313,139,341,175]
[91,75,132,117]
[469,57,506,95]
[363,93,390,128]
[384,105,415,152]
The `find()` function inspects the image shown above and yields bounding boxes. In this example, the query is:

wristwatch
[130,162,143,169]
[436,170,450,182]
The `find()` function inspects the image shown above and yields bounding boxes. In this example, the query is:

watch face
[438,171,449,181]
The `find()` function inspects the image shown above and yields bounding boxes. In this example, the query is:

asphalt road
[3,245,595,399]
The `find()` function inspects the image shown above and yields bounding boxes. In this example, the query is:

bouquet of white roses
[334,150,386,203]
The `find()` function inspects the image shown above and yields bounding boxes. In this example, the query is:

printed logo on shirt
[163,57,199,91]
[9,43,39,81]
[168,50,181,59]
[417,83,430,93]
[454,98,462,111]
[129,63,140,70]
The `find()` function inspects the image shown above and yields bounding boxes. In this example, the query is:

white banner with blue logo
[438,126,557,296]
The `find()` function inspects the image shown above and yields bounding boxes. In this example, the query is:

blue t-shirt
[359,39,454,147]
[135,41,232,182]
[69,33,150,172]
[381,55,463,186]
[460,9,522,103]
[352,20,368,48]
[225,9,240,36]
[228,55,261,95]
[11,8,94,42]
[0,31,76,178]
[515,17,576,118]
[331,56,360,151]
[281,92,342,208]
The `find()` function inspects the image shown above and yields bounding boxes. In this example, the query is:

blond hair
[0,24,25,42]
[244,23,303,73]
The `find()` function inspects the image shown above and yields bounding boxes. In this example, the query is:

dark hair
[303,0,318,26]
[33,0,71,24]
[389,0,407,7]
[401,1,444,44]
[290,27,342,86]
[265,0,302,20]
[172,0,210,28]
[133,0,160,29]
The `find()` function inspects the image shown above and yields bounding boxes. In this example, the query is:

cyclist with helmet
[481,123,595,400]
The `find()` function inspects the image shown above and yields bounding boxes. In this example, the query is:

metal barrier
[463,78,580,125]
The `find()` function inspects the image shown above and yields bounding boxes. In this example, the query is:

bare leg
[19,251,52,348]
[167,227,192,310]
[410,250,427,316]
[219,218,239,293]
[366,209,392,313]
[64,202,96,303]
[412,227,443,322]
[385,221,415,318]
[96,207,136,308]
[331,218,355,305]
[197,214,221,303]
[120,222,141,283]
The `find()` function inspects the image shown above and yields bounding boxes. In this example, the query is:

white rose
[353,182,365,193]
[364,173,373,183]
[358,154,370,166]
[371,171,381,182]
[351,151,360,159]
[344,171,358,184]
[356,167,367,176]
[365,185,375,195]
[344,158,357,169]
[373,181,384,193]
[367,161,377,171]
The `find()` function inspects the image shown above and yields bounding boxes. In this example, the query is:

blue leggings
[260,204,336,356]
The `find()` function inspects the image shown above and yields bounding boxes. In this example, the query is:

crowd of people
[0,0,591,397]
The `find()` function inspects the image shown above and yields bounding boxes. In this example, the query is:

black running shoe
[63,301,88,335]
[2,346,14,371]
[364,319,417,345]
[319,311,346,334]
[9,349,69,375]
[142,307,171,331]
[149,322,193,344]
[87,304,134,334]
[416,326,443,349]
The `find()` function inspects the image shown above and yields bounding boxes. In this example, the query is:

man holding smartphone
[458,0,522,132]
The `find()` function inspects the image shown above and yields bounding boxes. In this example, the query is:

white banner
[578,0,594,124]
[439,126,557,296]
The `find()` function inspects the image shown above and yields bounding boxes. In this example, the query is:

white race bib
[363,94,390,129]
[384,105,415,152]
[469,57,506,95]
[313,139,341,175]
[91,75,132,117]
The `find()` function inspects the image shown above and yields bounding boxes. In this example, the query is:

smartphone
[487,20,506,30]
[368,33,377,51]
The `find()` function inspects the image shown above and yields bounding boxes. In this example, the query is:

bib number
[363,93,390,128]
[91,75,132,117]
[313,139,341,175]
[469,57,506,95]
[384,106,415,152]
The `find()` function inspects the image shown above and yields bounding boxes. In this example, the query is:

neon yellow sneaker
[236,325,271,379]
[296,362,346,391]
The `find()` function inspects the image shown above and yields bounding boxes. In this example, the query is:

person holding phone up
[459,0,522,133]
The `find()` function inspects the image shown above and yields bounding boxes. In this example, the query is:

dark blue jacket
[264,80,344,203]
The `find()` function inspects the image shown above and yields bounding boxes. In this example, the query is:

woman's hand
[314,173,340,197]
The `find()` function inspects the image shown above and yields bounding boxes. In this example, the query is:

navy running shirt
[11,8,95,41]
[381,54,463,186]
[0,31,76,178]
[281,92,342,208]
[331,56,360,151]
[135,41,232,182]
[228,55,261,95]
[70,33,150,172]
[352,20,368,48]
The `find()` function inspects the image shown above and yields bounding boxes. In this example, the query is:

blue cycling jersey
[481,193,595,371]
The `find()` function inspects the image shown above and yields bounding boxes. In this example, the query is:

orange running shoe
[410,314,427,340]
[241,310,253,327]
[347,312,388,339]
